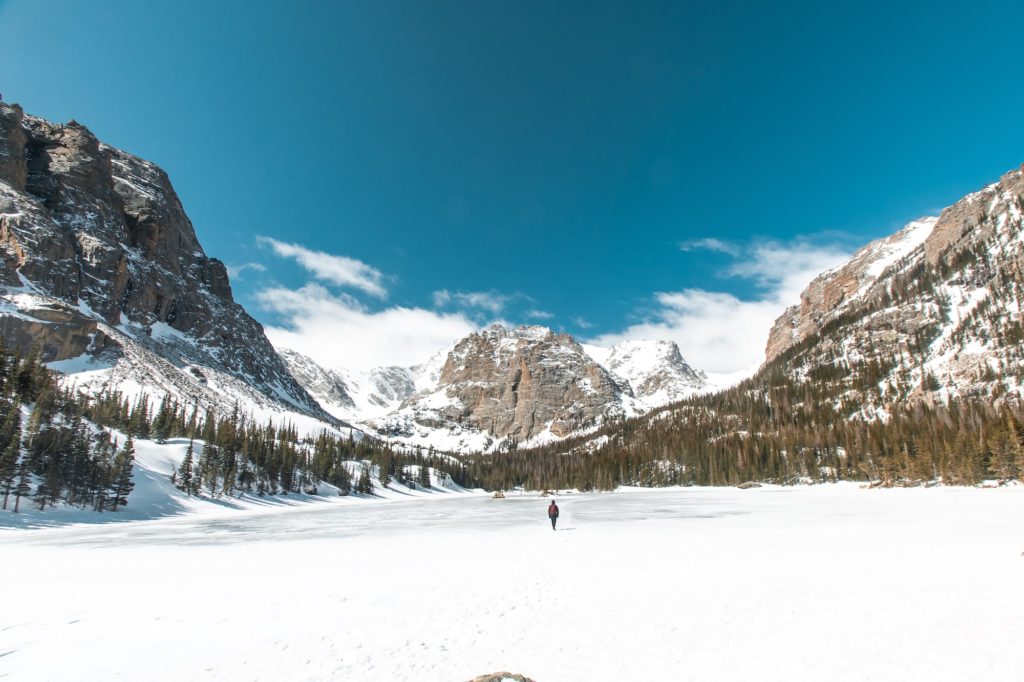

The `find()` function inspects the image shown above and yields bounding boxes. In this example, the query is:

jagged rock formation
[427,325,623,440]
[283,325,707,452]
[765,164,1024,406]
[0,102,330,424]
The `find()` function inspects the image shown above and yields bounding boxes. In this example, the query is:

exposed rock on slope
[282,325,707,452]
[423,325,623,440]
[766,217,937,361]
[765,164,1024,405]
[0,102,330,424]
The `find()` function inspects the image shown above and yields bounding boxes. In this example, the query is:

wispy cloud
[433,289,512,315]
[257,237,387,298]
[225,262,266,281]
[573,316,594,329]
[591,239,850,374]
[679,237,740,255]
[526,309,554,320]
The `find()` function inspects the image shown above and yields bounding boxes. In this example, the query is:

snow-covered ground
[3,485,1024,681]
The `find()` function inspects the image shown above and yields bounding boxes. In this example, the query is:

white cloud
[432,289,452,307]
[526,309,554,320]
[257,237,387,298]
[679,237,740,255]
[433,289,511,314]
[258,284,477,371]
[225,262,266,280]
[573,316,594,329]
[590,241,849,375]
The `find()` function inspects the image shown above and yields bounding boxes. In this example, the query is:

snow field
[3,485,1024,681]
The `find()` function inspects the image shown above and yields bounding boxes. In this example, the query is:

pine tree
[177,439,195,495]
[107,436,136,511]
[1,433,20,510]
[356,464,373,494]
[12,457,31,513]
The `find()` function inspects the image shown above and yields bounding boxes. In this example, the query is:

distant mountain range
[280,325,707,452]
[4,101,1024,461]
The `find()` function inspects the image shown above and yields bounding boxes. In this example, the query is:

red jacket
[548,503,559,518]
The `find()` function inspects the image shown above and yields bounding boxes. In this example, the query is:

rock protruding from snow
[282,325,708,453]
[766,217,938,361]
[764,163,1024,404]
[0,101,330,423]
[422,324,624,441]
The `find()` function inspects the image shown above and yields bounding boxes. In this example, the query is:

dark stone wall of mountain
[0,102,325,418]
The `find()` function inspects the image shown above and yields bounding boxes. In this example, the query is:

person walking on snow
[548,500,560,530]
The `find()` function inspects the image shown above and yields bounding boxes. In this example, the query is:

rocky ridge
[764,164,1024,406]
[282,325,707,453]
[0,102,332,426]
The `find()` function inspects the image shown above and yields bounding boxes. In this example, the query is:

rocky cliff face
[764,164,1024,407]
[282,325,707,453]
[0,102,330,424]
[429,325,624,440]
[765,217,937,361]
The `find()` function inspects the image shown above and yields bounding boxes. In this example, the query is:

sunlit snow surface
[4,485,1024,681]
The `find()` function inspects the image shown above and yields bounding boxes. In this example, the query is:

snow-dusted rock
[283,325,708,453]
[764,163,1024,403]
[0,102,331,425]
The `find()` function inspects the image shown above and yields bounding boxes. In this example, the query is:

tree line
[0,346,135,513]
[466,362,1024,491]
[0,337,471,513]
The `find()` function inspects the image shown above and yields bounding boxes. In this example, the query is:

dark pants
[550,516,557,530]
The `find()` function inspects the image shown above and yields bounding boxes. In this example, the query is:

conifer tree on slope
[1,426,20,509]
[13,457,30,513]
[107,436,135,511]
[177,439,195,495]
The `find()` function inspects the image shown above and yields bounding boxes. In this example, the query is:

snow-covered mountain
[277,347,422,420]
[281,325,707,453]
[765,217,938,361]
[764,163,1024,407]
[0,102,334,432]
[582,339,707,405]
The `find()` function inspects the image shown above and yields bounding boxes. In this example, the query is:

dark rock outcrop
[0,101,328,420]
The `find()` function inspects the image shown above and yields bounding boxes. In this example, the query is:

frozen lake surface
[4,484,1024,681]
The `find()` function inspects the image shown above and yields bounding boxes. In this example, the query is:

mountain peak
[0,102,330,425]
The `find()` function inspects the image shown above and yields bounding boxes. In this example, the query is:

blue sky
[2,1,1023,372]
